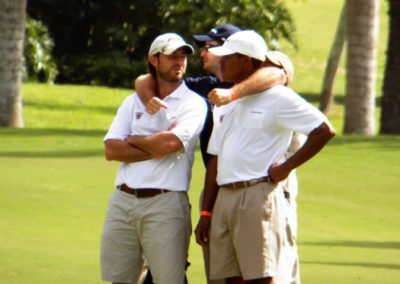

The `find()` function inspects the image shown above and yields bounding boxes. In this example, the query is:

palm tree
[380,0,400,134]
[344,0,380,135]
[0,0,26,127]
[320,4,346,114]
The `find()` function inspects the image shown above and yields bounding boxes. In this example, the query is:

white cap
[265,51,294,84]
[148,33,194,56]
[208,30,268,61]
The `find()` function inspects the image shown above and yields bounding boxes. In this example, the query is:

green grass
[1,84,400,284]
[1,1,399,283]
[297,136,400,283]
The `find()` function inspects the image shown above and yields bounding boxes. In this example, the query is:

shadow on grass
[328,135,400,148]
[0,128,105,158]
[0,149,103,158]
[301,260,400,270]
[298,92,382,106]
[24,101,118,115]
[0,127,106,137]
[301,240,400,270]
[300,240,400,250]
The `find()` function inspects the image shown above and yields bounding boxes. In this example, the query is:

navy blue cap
[193,23,242,46]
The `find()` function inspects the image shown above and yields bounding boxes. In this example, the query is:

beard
[157,65,185,83]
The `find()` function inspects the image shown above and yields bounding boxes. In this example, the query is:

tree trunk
[320,3,346,114]
[344,0,379,135]
[380,0,400,134]
[0,0,26,127]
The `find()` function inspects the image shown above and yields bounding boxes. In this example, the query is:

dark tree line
[27,0,296,87]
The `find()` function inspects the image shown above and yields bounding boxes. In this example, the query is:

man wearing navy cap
[135,24,290,284]
[193,23,242,45]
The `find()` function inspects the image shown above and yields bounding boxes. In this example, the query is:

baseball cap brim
[162,43,194,55]
[148,33,195,56]
[192,34,216,44]
[208,30,268,61]
[207,45,236,57]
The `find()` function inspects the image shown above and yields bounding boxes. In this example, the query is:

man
[101,33,207,284]
[209,50,303,284]
[135,24,289,284]
[136,24,287,167]
[195,30,336,284]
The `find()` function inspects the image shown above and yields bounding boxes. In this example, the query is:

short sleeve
[103,95,135,142]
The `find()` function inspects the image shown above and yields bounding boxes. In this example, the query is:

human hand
[146,97,168,114]
[268,162,291,183]
[208,88,236,106]
[194,216,211,246]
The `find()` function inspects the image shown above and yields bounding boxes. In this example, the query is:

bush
[24,17,58,83]
[56,52,146,88]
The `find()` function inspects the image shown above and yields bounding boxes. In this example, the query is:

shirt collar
[165,80,189,100]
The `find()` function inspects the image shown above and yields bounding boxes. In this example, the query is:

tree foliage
[24,16,58,83]
[27,0,296,87]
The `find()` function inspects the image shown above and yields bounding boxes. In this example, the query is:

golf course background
[1,0,399,283]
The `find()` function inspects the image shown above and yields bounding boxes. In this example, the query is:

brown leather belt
[118,184,171,198]
[220,176,273,190]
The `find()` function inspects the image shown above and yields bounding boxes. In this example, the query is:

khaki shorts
[210,182,285,281]
[101,189,191,284]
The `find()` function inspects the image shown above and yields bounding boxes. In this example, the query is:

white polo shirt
[104,82,207,191]
[207,85,329,185]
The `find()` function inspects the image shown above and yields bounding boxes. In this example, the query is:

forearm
[104,139,153,162]
[134,73,156,106]
[201,155,219,212]
[283,122,336,172]
[127,131,183,155]
[231,66,286,98]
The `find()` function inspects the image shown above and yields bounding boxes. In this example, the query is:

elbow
[104,145,115,161]
[327,123,336,139]
[159,140,183,155]
[105,154,113,161]
[322,122,336,142]
[329,128,336,140]
[105,149,113,161]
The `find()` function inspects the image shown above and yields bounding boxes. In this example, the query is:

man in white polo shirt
[195,30,336,284]
[101,33,207,284]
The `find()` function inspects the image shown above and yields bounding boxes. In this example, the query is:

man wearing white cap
[209,49,302,284]
[195,30,336,284]
[101,33,207,284]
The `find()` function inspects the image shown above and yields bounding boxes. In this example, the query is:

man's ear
[148,55,158,67]
[241,55,253,68]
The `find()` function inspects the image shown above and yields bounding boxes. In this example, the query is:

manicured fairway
[1,1,397,283]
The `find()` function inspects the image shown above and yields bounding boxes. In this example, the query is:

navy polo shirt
[184,76,234,167]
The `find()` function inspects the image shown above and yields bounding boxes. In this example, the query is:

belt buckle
[248,179,259,186]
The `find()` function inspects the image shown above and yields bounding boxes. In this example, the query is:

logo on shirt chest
[219,114,225,123]
[135,112,144,120]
